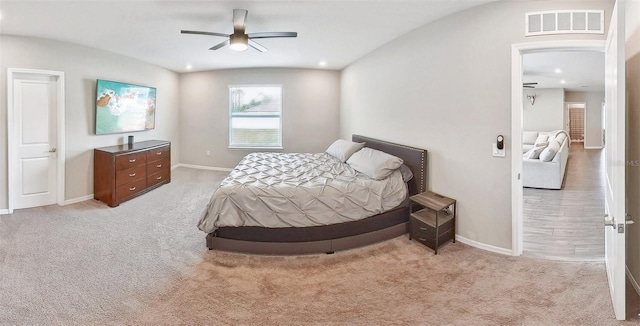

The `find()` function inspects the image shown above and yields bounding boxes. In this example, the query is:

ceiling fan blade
[233,9,248,33]
[248,32,298,39]
[209,39,230,50]
[181,30,229,38]
[248,39,268,52]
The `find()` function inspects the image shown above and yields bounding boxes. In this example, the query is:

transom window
[228,85,282,149]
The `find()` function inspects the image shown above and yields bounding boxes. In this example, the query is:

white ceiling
[0,0,495,73]
[522,51,605,92]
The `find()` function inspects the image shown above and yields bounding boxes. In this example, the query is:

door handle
[626,214,636,225]
[604,214,616,229]
[48,148,57,153]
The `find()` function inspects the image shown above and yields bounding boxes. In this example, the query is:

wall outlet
[492,144,505,157]
[206,150,211,156]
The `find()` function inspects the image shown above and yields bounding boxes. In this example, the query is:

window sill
[228,146,284,150]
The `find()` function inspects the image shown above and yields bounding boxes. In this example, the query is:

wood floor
[523,142,605,261]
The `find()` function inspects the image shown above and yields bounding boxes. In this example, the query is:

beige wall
[340,0,614,250]
[179,68,340,169]
[626,0,640,296]
[0,36,180,207]
[523,88,565,132]
[564,91,605,148]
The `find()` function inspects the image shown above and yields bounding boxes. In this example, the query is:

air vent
[525,10,604,36]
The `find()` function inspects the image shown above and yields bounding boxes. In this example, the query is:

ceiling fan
[523,82,538,88]
[181,9,297,52]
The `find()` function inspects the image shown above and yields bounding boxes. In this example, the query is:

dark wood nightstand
[409,191,456,254]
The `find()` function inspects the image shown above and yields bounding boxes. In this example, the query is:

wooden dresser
[94,140,171,207]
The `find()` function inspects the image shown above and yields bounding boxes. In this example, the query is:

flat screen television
[95,79,156,134]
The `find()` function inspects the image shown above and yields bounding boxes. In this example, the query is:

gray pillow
[528,144,547,159]
[325,139,365,162]
[399,164,413,182]
[347,147,404,180]
[539,141,561,162]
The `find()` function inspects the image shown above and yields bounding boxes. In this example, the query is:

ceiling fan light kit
[181,9,297,53]
[230,34,248,51]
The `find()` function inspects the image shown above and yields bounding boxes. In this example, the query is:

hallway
[523,143,605,261]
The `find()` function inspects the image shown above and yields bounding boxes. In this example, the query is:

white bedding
[197,152,408,233]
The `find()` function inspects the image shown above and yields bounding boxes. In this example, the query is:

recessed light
[554,68,562,74]
[186,64,193,70]
[318,61,327,67]
[560,80,566,84]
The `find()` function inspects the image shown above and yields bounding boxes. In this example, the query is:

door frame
[7,68,66,214]
[511,40,606,256]
[565,102,587,143]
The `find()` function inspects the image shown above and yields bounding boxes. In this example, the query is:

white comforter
[197,152,407,233]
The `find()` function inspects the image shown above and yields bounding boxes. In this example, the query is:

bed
[199,135,427,254]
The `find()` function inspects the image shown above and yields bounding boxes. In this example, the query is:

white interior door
[604,0,626,320]
[8,69,64,211]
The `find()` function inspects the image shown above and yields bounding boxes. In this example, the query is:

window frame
[228,84,283,150]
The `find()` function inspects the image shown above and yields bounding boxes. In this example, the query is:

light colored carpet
[0,167,638,325]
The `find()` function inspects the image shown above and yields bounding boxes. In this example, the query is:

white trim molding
[174,163,233,172]
[455,235,512,256]
[63,195,94,206]
[0,209,9,215]
[584,146,604,149]
[511,40,606,257]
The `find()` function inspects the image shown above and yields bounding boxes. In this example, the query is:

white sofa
[522,131,570,189]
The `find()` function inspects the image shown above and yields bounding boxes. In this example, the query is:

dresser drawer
[115,178,147,202]
[147,168,170,187]
[147,145,170,163]
[115,152,147,170]
[147,156,170,173]
[115,165,147,187]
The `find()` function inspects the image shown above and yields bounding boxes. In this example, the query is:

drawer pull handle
[128,173,136,177]
[419,227,427,231]
[129,187,136,191]
[129,159,136,163]
[418,238,427,241]
[157,176,162,180]
[156,164,162,168]
[156,152,162,155]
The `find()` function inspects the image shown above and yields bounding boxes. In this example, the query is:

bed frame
[206,135,428,255]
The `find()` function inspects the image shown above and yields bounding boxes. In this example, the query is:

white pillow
[528,144,547,159]
[539,141,561,162]
[347,148,404,180]
[534,134,549,146]
[555,133,567,144]
[325,139,365,162]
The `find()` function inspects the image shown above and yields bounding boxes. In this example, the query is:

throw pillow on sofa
[534,134,549,147]
[528,144,547,159]
[539,141,561,162]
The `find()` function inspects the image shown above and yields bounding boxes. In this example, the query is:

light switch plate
[492,143,505,157]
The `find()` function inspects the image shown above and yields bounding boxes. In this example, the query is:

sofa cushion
[528,144,547,159]
[539,141,561,162]
[523,131,538,144]
[523,144,534,153]
[534,134,549,146]
[555,133,567,144]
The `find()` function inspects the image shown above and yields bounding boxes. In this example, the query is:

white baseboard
[174,163,232,172]
[455,235,513,256]
[0,209,9,215]
[626,265,640,297]
[63,194,94,206]
[584,146,603,149]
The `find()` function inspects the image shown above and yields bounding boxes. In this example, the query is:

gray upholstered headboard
[352,135,427,196]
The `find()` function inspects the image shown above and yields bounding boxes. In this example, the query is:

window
[229,85,282,148]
